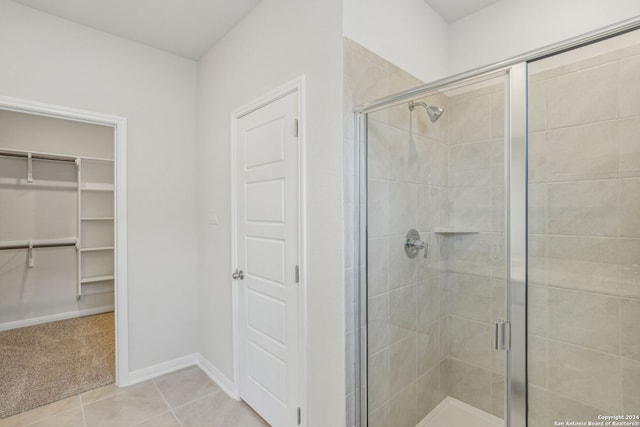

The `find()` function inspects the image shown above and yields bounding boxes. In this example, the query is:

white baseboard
[126,352,238,401]
[0,305,114,332]
[197,355,239,400]
[128,353,199,385]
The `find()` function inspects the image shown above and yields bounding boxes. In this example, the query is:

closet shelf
[81,217,114,221]
[434,228,480,234]
[81,275,114,284]
[80,246,114,252]
[81,282,114,296]
[81,183,114,192]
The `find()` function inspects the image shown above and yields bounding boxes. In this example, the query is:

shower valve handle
[404,229,429,259]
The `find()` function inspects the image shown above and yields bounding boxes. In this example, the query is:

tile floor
[0,366,269,427]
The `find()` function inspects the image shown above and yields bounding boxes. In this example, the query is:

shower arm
[408,101,429,112]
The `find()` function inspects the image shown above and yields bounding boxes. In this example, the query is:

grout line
[21,405,82,427]
[539,335,623,359]
[150,381,186,427]
[80,401,87,427]
[170,390,223,413]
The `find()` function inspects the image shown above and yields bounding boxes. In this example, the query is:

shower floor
[418,397,503,427]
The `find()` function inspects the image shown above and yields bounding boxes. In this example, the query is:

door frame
[0,94,130,385]
[230,75,307,424]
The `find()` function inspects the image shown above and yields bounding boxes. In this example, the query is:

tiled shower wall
[343,38,429,426]
[527,46,640,425]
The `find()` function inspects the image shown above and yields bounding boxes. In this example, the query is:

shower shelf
[434,228,480,234]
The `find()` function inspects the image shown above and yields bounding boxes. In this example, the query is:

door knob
[232,269,244,280]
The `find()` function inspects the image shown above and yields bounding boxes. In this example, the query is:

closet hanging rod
[0,239,77,250]
[0,151,77,163]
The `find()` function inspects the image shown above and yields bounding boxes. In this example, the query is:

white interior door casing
[235,91,300,427]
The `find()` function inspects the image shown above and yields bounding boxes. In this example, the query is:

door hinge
[297,407,301,425]
[494,320,511,351]
[295,265,300,284]
[294,118,299,137]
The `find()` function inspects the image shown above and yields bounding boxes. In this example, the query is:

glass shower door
[527,30,640,427]
[363,71,510,427]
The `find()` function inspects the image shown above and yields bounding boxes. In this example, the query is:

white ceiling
[11,0,262,60]
[425,0,500,23]
[12,0,500,59]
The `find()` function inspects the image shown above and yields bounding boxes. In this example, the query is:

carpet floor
[0,312,115,419]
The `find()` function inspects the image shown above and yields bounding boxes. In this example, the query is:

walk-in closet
[0,109,116,418]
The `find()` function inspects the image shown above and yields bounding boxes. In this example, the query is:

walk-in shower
[350,18,640,427]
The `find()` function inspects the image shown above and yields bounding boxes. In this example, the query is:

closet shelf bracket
[28,241,34,268]
[27,153,33,183]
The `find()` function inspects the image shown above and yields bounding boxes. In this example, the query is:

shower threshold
[417,397,503,427]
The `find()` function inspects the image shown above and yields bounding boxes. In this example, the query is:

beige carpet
[0,312,115,419]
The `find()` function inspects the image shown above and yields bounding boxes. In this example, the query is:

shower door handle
[494,320,511,351]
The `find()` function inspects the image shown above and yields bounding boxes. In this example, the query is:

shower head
[408,101,445,123]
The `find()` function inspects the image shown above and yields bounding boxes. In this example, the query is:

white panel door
[235,91,299,427]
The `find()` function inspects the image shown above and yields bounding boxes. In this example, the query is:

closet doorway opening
[0,96,128,420]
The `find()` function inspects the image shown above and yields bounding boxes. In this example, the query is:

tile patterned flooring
[0,366,269,427]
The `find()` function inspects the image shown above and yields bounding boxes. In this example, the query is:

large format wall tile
[619,55,640,118]
[368,349,389,411]
[549,393,603,424]
[528,386,550,427]
[546,122,618,181]
[447,273,491,323]
[368,237,389,297]
[528,284,549,337]
[417,366,443,420]
[491,374,505,418]
[389,382,417,427]
[547,62,618,129]
[450,141,492,187]
[445,233,492,276]
[417,323,440,375]
[545,235,618,295]
[546,180,617,237]
[389,285,416,343]
[448,94,492,144]
[620,177,640,238]
[448,316,491,369]
[620,298,640,361]
[449,186,492,232]
[528,335,548,388]
[417,278,440,330]
[528,80,547,133]
[368,404,389,427]
[388,181,417,236]
[441,358,492,413]
[389,335,417,397]
[388,126,417,183]
[618,117,640,177]
[368,294,389,355]
[388,235,417,289]
[367,119,390,180]
[548,341,621,412]
[368,179,389,237]
[619,238,640,299]
[622,358,640,413]
[549,288,619,354]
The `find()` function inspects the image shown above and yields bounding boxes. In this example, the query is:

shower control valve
[404,229,429,259]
